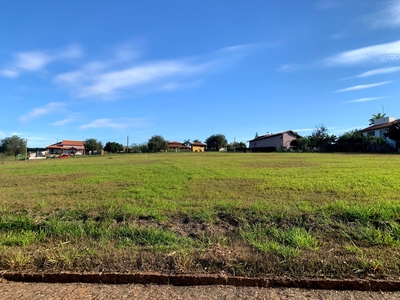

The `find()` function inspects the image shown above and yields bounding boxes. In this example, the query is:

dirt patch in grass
[164,215,237,240]
[244,161,320,169]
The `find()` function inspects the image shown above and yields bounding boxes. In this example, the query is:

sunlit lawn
[1,152,400,278]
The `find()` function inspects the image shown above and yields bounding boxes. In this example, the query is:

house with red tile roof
[168,141,190,152]
[46,140,86,156]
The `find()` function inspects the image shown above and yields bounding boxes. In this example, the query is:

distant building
[360,116,398,148]
[168,141,190,152]
[191,142,207,152]
[46,140,86,156]
[248,130,301,150]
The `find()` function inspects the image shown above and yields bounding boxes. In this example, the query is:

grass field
[1,152,400,279]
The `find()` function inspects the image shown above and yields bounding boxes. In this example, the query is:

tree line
[2,113,399,158]
[291,113,400,153]
[84,134,247,153]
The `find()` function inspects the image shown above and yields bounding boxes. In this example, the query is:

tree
[385,121,400,151]
[290,137,309,151]
[148,135,169,152]
[192,139,201,143]
[369,113,386,126]
[182,139,191,147]
[337,129,366,144]
[227,141,246,152]
[308,124,336,152]
[104,141,124,153]
[1,135,25,160]
[84,138,103,154]
[205,134,228,151]
[131,142,149,153]
[255,132,259,138]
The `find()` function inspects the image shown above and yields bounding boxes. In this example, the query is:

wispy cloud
[277,63,305,72]
[330,32,346,40]
[354,66,400,78]
[0,69,19,78]
[293,128,315,133]
[1,45,82,78]
[19,102,68,122]
[335,81,391,92]
[324,40,400,66]
[330,126,364,135]
[314,0,345,10]
[79,61,209,98]
[56,44,255,99]
[343,97,383,103]
[52,113,81,126]
[79,118,149,130]
[366,0,400,29]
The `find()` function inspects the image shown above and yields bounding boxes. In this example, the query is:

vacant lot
[1,152,400,279]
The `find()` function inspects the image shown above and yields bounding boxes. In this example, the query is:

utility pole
[127,134,129,153]
[25,137,29,161]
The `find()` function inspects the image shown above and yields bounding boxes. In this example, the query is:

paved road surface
[1,280,399,299]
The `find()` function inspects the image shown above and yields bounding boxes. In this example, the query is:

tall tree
[384,121,400,151]
[369,113,386,125]
[205,134,228,151]
[84,138,103,154]
[227,141,246,151]
[308,124,336,152]
[104,141,124,153]
[1,135,26,160]
[148,135,169,152]
[182,139,191,147]
[290,137,309,151]
[131,142,149,153]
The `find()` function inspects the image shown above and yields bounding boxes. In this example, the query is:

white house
[360,117,397,148]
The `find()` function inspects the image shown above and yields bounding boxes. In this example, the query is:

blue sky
[1,0,400,148]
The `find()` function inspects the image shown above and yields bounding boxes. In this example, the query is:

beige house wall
[192,145,205,152]
[249,132,299,149]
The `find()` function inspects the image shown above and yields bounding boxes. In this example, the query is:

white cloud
[355,66,400,78]
[344,97,382,103]
[56,44,253,98]
[366,0,400,29]
[335,81,391,92]
[293,128,315,132]
[78,61,205,97]
[315,0,343,10]
[52,114,81,126]
[79,118,148,130]
[0,69,19,78]
[330,32,346,40]
[1,45,83,78]
[324,40,400,66]
[19,102,68,122]
[277,63,305,72]
[15,52,52,71]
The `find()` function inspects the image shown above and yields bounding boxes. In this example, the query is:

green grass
[0,152,400,278]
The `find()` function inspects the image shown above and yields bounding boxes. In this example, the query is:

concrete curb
[2,272,400,291]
